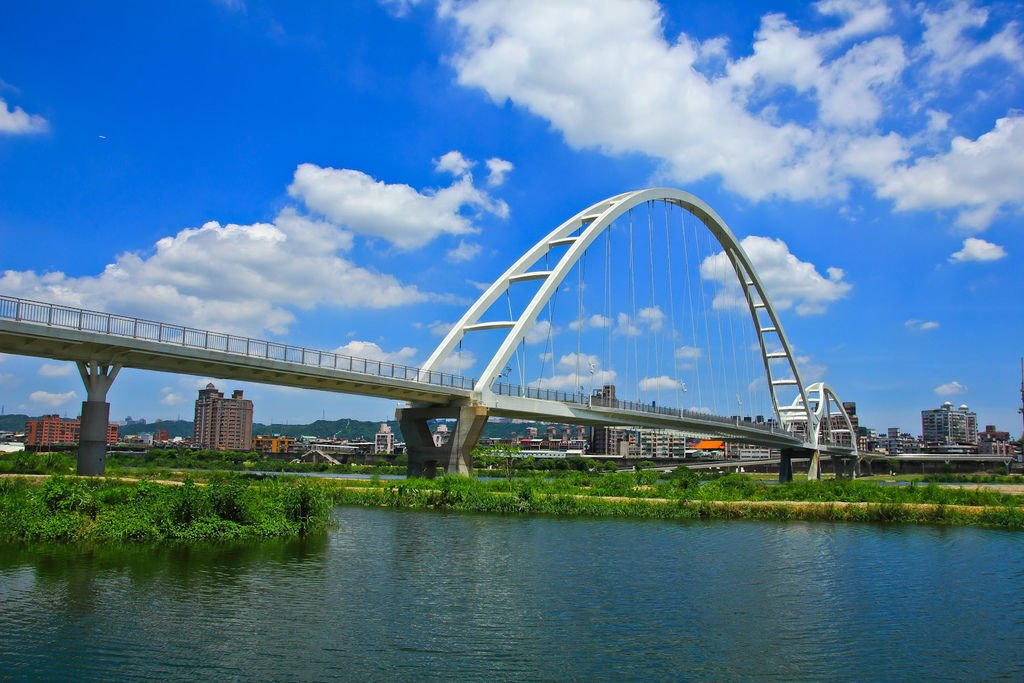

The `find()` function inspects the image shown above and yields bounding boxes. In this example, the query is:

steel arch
[422,188,815,433]
[786,382,859,456]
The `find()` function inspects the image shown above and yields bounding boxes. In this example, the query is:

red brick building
[25,414,119,448]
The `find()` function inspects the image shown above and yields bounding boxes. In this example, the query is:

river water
[1,507,1022,681]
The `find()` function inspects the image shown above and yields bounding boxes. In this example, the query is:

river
[1,507,1022,680]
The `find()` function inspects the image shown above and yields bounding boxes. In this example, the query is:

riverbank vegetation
[3,451,1023,534]
[0,474,331,542]
[298,469,1024,529]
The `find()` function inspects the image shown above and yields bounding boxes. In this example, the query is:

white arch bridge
[0,188,857,479]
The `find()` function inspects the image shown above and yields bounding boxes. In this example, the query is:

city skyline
[1,1,1022,435]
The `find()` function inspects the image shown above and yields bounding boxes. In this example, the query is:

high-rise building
[921,402,978,447]
[193,383,253,450]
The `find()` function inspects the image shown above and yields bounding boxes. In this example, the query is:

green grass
[0,474,331,542]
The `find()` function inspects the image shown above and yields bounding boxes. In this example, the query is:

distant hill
[1,411,570,442]
[0,414,30,432]
[254,417,565,442]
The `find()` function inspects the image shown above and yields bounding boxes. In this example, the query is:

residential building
[25,414,118,448]
[977,425,1013,456]
[375,424,395,454]
[254,434,296,455]
[192,383,253,450]
[922,402,978,447]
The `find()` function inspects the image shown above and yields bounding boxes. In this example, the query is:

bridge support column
[779,449,795,483]
[76,361,120,476]
[807,450,822,481]
[397,404,489,478]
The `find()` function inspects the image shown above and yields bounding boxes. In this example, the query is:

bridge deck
[0,295,847,452]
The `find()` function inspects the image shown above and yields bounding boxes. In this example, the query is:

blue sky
[0,0,1021,437]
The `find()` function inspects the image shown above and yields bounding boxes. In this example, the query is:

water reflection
[1,509,1022,681]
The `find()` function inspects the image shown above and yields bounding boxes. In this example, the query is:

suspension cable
[680,210,704,409]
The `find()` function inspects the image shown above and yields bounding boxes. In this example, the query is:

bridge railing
[491,382,782,434]
[0,295,476,391]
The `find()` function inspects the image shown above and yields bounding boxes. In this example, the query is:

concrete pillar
[76,361,120,476]
[779,449,794,483]
[806,450,822,481]
[833,457,846,479]
[397,404,489,478]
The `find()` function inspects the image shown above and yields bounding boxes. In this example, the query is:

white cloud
[438,0,1023,224]
[569,313,612,331]
[0,97,48,135]
[639,375,682,392]
[333,340,418,364]
[437,349,477,374]
[701,236,851,315]
[615,312,641,336]
[29,390,77,408]
[675,345,702,360]
[637,306,664,332]
[934,380,968,396]
[417,320,456,337]
[38,363,74,378]
[524,319,553,345]
[435,150,475,176]
[877,115,1024,230]
[919,1,1023,83]
[288,158,508,249]
[485,157,514,186]
[905,319,939,331]
[160,387,184,406]
[447,240,482,262]
[532,352,615,390]
[379,0,422,18]
[0,208,430,337]
[949,237,1008,263]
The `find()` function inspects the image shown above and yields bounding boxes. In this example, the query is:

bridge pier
[76,361,120,476]
[397,404,489,478]
[779,449,795,483]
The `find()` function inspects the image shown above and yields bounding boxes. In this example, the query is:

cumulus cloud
[435,150,475,176]
[533,352,615,390]
[934,380,967,396]
[485,157,514,186]
[438,0,1024,225]
[288,157,508,249]
[949,237,1008,263]
[0,208,432,337]
[637,306,664,332]
[919,1,1023,83]
[416,320,456,337]
[37,363,74,378]
[159,387,184,406]
[905,319,939,331]
[877,116,1024,230]
[437,348,477,374]
[333,340,418,364]
[0,97,48,135]
[701,236,851,315]
[30,390,77,408]
[569,313,612,331]
[524,319,553,345]
[675,345,702,360]
[447,240,482,262]
[639,375,683,392]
